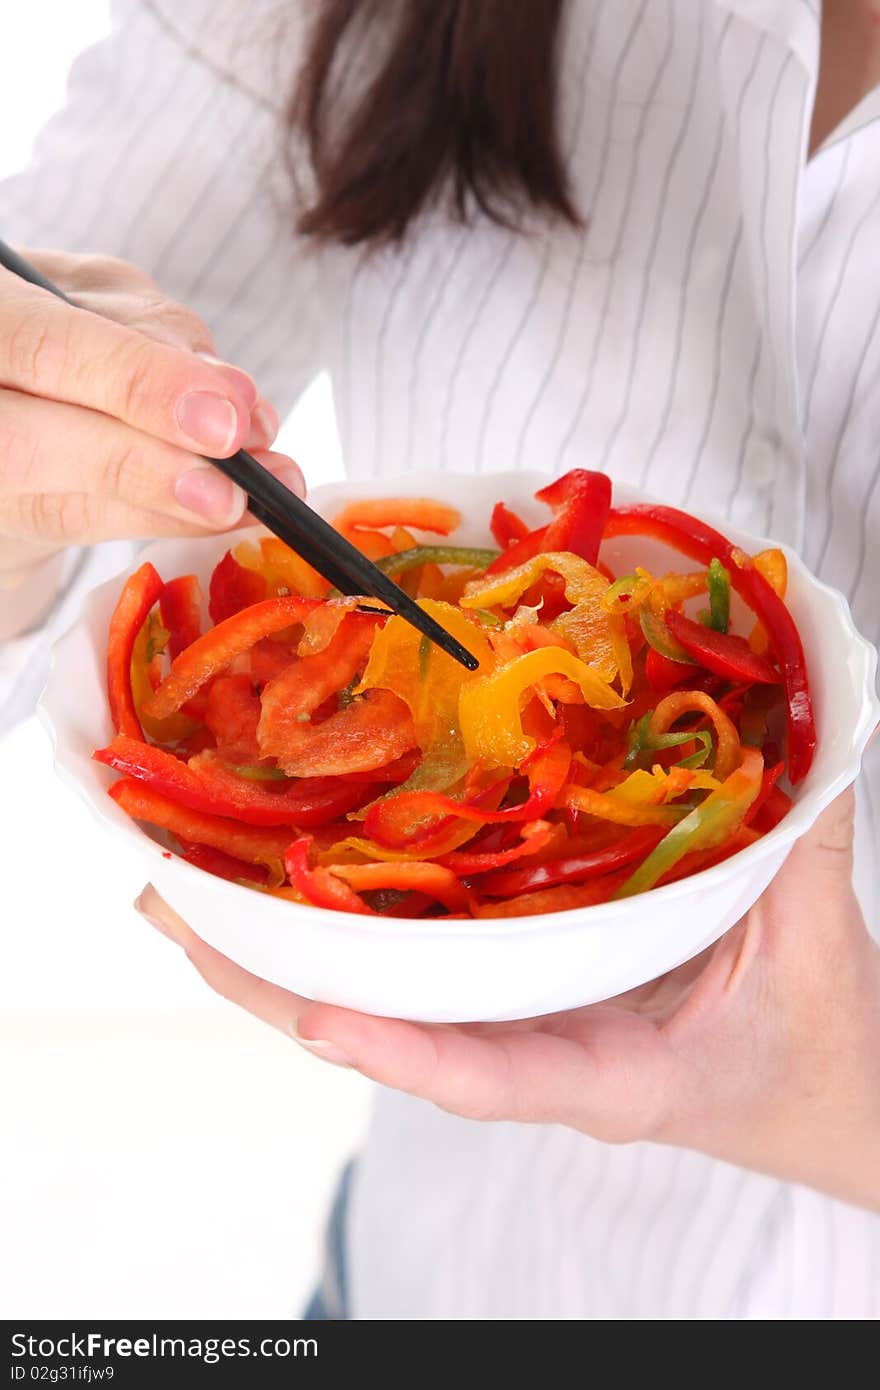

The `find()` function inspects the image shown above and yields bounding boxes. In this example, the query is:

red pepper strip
[473,871,631,918]
[604,505,815,781]
[645,646,700,693]
[95,737,365,828]
[204,674,262,764]
[438,820,556,874]
[327,861,468,913]
[743,759,785,826]
[107,562,164,739]
[145,595,323,720]
[536,469,612,567]
[257,613,379,765]
[284,838,375,914]
[484,524,549,575]
[490,501,530,548]
[159,574,202,658]
[751,782,792,834]
[664,610,780,685]
[109,779,293,869]
[377,892,435,918]
[260,688,417,778]
[208,549,268,624]
[236,637,301,686]
[472,825,665,897]
[364,738,572,850]
[178,840,269,886]
[189,752,365,826]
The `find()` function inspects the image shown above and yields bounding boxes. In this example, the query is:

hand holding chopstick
[0,239,478,670]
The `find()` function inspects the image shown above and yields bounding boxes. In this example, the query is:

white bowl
[39,473,879,1022]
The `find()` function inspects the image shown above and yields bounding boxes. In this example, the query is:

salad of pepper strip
[95,471,812,919]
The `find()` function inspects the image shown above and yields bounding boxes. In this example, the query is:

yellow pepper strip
[131,614,198,745]
[358,599,494,751]
[462,551,633,693]
[564,761,720,827]
[600,567,655,616]
[459,551,601,610]
[749,548,788,654]
[607,765,720,806]
[648,690,741,781]
[459,646,625,768]
[563,785,683,827]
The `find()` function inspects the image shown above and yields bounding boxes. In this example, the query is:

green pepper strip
[706,557,731,633]
[614,747,763,898]
[377,545,500,576]
[226,764,291,782]
[624,712,714,770]
[639,607,693,663]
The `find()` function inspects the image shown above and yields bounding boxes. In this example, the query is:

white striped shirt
[2,0,878,1319]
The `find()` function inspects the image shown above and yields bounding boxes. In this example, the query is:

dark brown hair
[291,0,579,246]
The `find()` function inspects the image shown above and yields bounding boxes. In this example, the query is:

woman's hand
[0,248,304,582]
[135,789,880,1211]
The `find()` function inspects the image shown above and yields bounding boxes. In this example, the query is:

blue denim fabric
[301,1163,353,1320]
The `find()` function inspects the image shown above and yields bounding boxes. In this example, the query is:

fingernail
[246,402,280,449]
[196,353,258,407]
[174,465,246,525]
[134,891,181,944]
[289,1023,353,1068]
[177,391,240,453]
[273,465,306,500]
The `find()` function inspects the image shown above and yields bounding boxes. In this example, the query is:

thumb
[785,785,855,877]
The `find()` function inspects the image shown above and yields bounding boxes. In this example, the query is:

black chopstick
[0,238,479,672]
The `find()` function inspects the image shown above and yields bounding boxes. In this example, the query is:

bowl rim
[39,470,880,938]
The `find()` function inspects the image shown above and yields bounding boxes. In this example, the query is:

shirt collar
[714,0,820,75]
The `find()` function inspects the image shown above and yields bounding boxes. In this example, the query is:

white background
[1,3,368,1319]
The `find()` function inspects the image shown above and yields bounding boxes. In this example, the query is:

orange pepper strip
[331,498,461,535]
[296,599,360,656]
[749,548,788,654]
[358,599,493,751]
[235,537,331,599]
[648,690,741,781]
[343,528,396,561]
[145,595,323,720]
[328,861,468,912]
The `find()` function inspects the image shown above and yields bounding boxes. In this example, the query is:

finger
[18,251,260,405]
[0,389,305,529]
[294,999,669,1135]
[0,271,256,456]
[20,249,158,296]
[787,785,856,866]
[133,884,308,1034]
[0,455,303,545]
[244,398,280,452]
